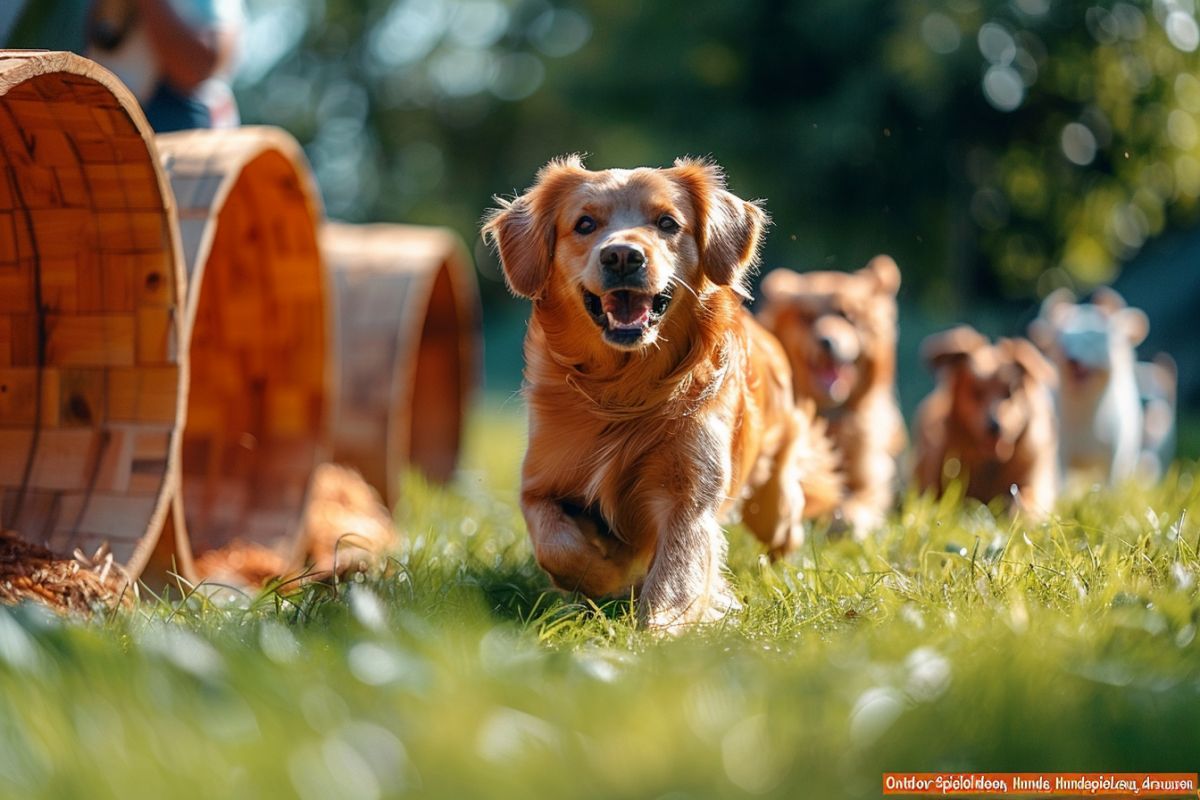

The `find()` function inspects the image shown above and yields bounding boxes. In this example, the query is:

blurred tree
[228,0,1200,314]
[9,0,1200,309]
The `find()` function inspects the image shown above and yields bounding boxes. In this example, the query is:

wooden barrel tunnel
[0,51,186,577]
[323,223,479,507]
[155,127,333,574]
[0,51,474,594]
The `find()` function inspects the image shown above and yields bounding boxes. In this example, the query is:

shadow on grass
[458,557,635,629]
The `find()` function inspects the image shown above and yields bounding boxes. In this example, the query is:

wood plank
[40,257,79,313]
[74,493,157,539]
[27,429,96,490]
[39,369,60,427]
[0,211,17,262]
[30,129,76,168]
[11,162,61,208]
[264,387,309,437]
[92,427,134,493]
[53,167,88,207]
[7,314,38,366]
[30,208,86,258]
[135,307,174,365]
[0,317,10,366]
[73,138,116,163]
[83,163,127,209]
[107,366,179,422]
[133,252,174,307]
[129,428,171,494]
[101,251,136,312]
[127,211,165,251]
[44,314,135,367]
[5,489,62,543]
[0,264,33,313]
[4,98,57,129]
[0,368,38,426]
[0,168,14,209]
[56,368,106,427]
[0,430,34,484]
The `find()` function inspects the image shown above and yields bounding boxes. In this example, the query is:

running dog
[757,257,905,534]
[913,326,1058,517]
[483,156,841,632]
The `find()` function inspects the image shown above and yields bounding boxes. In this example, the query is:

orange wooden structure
[155,127,332,573]
[0,51,186,578]
[323,223,479,506]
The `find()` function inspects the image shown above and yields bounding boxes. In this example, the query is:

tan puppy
[757,258,905,534]
[483,156,841,632]
[913,326,1058,518]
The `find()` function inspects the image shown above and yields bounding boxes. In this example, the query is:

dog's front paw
[839,502,886,541]
[641,583,740,635]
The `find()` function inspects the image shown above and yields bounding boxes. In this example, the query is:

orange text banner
[882,772,1199,796]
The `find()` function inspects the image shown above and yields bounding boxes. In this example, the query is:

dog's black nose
[987,415,1001,436]
[600,243,647,285]
[818,335,835,353]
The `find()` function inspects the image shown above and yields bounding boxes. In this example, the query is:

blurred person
[85,0,242,131]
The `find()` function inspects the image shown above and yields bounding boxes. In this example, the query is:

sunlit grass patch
[0,400,1197,799]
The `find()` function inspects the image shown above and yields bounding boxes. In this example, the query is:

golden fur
[912,326,1058,518]
[483,156,840,632]
[757,257,906,534]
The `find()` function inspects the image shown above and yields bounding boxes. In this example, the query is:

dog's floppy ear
[859,255,901,296]
[672,157,768,297]
[1090,286,1127,313]
[759,268,805,302]
[1116,306,1149,346]
[1028,287,1075,350]
[482,155,585,299]
[921,325,987,372]
[1009,337,1057,389]
[1039,287,1076,322]
[756,268,804,326]
[1088,286,1148,345]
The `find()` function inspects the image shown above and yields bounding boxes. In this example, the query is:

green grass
[2,400,1199,799]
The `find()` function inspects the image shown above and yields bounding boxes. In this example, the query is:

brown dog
[483,156,841,632]
[912,326,1058,518]
[757,258,906,534]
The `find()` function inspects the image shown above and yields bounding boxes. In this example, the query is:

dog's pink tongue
[819,365,850,403]
[602,291,652,327]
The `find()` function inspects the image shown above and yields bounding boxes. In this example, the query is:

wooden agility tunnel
[154,127,332,576]
[0,51,186,578]
[323,223,479,506]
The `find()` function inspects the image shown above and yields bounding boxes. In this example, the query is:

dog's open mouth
[1066,358,1096,383]
[811,358,857,405]
[583,287,672,346]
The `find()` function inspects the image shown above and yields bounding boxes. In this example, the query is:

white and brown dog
[1135,353,1177,482]
[1028,288,1148,484]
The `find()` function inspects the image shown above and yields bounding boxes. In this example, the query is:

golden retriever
[757,258,906,534]
[483,156,841,632]
[913,326,1058,518]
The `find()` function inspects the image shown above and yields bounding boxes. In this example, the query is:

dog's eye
[574,216,597,235]
[657,215,680,233]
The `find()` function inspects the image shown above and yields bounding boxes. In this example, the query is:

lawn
[0,400,1198,799]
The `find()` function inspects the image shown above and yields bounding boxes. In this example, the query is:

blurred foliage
[7,0,1200,304]
[228,0,1200,310]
